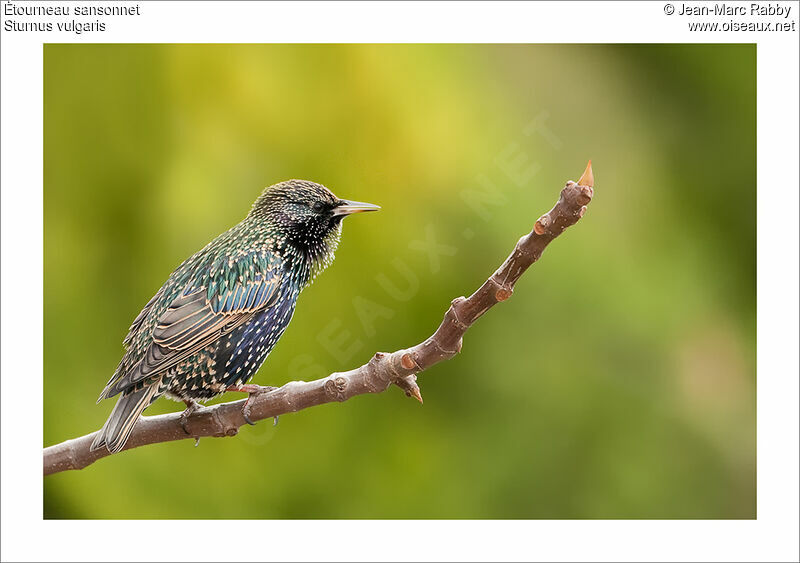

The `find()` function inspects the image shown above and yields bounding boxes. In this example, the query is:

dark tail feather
[90,382,161,454]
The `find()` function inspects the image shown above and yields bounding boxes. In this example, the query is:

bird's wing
[99,261,282,399]
[153,270,281,351]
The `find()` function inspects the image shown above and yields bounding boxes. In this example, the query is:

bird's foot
[226,384,278,425]
[180,399,205,435]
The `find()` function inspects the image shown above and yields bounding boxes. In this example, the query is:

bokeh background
[44,44,755,519]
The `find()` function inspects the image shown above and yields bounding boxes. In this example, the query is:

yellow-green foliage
[44,44,755,518]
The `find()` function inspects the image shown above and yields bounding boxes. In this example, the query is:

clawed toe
[242,406,257,426]
[180,400,204,435]
[232,385,278,426]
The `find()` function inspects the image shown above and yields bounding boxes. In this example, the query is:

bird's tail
[90,380,162,454]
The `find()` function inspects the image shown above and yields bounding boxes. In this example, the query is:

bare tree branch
[43,169,595,476]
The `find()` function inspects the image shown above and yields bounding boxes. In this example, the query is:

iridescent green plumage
[91,180,379,453]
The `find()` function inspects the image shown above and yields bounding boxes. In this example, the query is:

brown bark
[43,170,594,476]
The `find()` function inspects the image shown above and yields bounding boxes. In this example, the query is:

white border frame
[2,2,798,561]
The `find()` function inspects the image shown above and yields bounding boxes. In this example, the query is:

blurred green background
[43,44,755,519]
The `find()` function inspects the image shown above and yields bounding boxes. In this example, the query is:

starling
[90,180,379,453]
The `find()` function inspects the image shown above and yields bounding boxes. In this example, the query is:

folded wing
[99,264,282,400]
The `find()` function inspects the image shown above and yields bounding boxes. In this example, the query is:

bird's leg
[180,399,205,435]
[225,384,278,426]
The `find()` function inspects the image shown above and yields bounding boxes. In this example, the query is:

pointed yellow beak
[332,199,381,216]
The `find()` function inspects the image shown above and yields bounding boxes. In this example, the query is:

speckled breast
[165,292,298,401]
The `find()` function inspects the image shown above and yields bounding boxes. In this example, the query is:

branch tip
[407,386,424,404]
[577,160,594,188]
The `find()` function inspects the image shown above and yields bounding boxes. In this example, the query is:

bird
[90,179,379,453]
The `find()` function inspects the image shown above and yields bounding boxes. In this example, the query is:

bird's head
[248,179,379,271]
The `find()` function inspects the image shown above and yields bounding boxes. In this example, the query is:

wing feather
[99,257,283,399]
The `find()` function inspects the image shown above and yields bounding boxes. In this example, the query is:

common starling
[90,180,379,453]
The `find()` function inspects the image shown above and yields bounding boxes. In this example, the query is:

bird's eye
[311,201,325,214]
